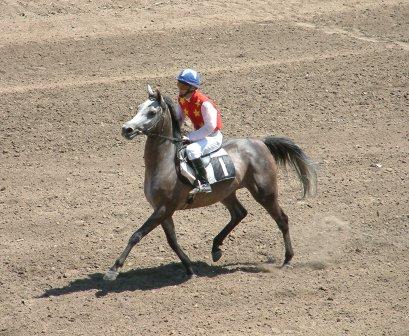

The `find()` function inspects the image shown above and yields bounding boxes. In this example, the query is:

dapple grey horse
[104,86,317,281]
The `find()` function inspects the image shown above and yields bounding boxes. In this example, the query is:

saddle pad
[180,148,236,186]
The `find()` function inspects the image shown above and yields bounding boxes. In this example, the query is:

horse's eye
[147,110,156,118]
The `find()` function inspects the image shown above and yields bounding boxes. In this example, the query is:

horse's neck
[144,137,175,169]
[144,117,176,172]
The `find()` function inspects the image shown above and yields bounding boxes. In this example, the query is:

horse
[103,85,317,281]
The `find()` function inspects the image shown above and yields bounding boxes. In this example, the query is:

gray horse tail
[263,136,317,198]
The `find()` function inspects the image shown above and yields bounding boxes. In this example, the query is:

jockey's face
[177,81,194,98]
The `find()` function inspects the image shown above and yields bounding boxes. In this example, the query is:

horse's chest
[144,180,156,203]
[144,172,172,204]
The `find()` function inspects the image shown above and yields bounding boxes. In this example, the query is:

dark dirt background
[0,1,408,335]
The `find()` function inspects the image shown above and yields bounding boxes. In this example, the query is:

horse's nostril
[124,127,133,134]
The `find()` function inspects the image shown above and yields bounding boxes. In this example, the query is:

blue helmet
[177,69,201,88]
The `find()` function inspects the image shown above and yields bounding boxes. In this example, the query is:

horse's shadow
[39,261,268,298]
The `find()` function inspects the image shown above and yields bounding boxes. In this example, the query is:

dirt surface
[1,1,408,335]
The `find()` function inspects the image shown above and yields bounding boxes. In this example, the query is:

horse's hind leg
[249,188,294,266]
[212,193,248,262]
[269,203,294,266]
[161,218,194,277]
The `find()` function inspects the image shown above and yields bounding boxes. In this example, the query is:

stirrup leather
[190,158,212,194]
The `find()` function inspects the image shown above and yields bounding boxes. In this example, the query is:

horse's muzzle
[121,126,142,140]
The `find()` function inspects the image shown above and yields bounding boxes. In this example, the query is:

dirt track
[1,1,408,335]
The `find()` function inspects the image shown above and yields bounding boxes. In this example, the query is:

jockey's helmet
[177,69,201,88]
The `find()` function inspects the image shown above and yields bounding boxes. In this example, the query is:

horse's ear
[147,84,155,99]
[156,89,166,108]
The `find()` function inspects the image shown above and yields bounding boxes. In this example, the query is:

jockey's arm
[187,101,218,142]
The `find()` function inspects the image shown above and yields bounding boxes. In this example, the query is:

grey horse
[104,85,317,281]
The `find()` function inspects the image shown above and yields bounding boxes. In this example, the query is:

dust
[299,215,351,269]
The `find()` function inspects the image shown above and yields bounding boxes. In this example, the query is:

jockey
[175,68,223,194]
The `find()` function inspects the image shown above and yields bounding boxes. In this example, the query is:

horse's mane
[163,95,181,141]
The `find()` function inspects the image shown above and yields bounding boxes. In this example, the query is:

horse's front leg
[104,207,171,281]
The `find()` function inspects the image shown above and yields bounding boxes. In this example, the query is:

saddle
[177,146,236,187]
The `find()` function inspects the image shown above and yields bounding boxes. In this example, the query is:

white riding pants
[186,130,223,160]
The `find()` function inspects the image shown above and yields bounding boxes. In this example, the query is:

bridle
[140,98,184,144]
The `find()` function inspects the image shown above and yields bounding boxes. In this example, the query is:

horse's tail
[263,136,317,198]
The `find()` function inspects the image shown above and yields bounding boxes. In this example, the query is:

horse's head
[122,85,167,140]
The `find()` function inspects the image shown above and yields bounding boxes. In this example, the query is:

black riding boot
[190,158,212,193]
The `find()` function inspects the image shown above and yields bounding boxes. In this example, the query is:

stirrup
[189,180,212,195]
[198,181,212,193]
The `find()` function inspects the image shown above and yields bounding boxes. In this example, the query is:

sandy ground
[0,1,408,335]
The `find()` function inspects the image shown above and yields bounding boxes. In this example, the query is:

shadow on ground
[39,261,269,298]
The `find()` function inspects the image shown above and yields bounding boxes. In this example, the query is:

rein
[147,133,183,143]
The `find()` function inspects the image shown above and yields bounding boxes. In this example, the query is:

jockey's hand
[182,136,191,145]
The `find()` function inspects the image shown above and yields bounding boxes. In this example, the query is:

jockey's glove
[182,136,191,145]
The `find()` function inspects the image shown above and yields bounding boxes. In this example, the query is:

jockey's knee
[186,143,202,160]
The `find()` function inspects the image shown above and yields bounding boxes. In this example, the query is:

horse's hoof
[186,272,197,279]
[185,266,195,277]
[103,269,119,281]
[212,248,222,262]
[281,262,293,269]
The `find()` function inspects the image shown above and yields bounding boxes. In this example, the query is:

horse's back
[222,137,271,163]
[221,137,277,183]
